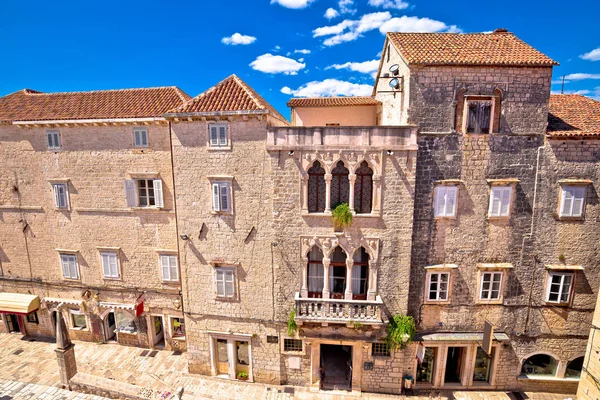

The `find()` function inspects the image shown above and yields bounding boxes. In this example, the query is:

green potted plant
[237,371,249,381]
[287,309,297,336]
[386,314,416,350]
[331,203,353,232]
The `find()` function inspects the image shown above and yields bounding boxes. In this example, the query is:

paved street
[0,333,574,400]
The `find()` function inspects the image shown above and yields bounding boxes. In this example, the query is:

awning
[99,302,136,311]
[0,293,40,315]
[414,332,510,342]
[43,297,83,306]
[546,265,584,271]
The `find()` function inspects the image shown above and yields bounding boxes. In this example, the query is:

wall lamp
[387,150,394,155]
[288,151,295,156]
[180,234,189,241]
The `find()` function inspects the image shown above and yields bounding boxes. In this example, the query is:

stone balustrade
[294,292,385,325]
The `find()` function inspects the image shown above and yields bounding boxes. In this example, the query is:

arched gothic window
[352,247,369,300]
[308,161,326,213]
[307,247,324,298]
[565,356,584,378]
[329,247,347,299]
[330,161,349,210]
[354,161,373,214]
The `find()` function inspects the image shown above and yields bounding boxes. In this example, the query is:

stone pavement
[0,333,574,400]
[0,379,110,399]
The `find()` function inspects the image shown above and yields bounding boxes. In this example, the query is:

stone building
[0,87,189,351]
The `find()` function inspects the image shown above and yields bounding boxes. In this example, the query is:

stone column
[227,339,237,379]
[372,174,381,215]
[367,260,378,301]
[345,258,354,300]
[348,174,357,214]
[55,306,77,388]
[324,173,332,214]
[322,258,331,299]
[301,175,309,213]
[300,257,308,298]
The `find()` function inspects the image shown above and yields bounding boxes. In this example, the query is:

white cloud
[327,59,380,75]
[368,0,409,10]
[281,79,373,97]
[298,58,305,62]
[339,0,356,14]
[564,73,600,81]
[313,19,356,37]
[379,16,461,33]
[294,49,311,54]
[324,8,339,19]
[221,33,257,45]
[580,48,600,61]
[551,89,591,95]
[313,12,392,46]
[270,0,314,9]
[249,54,306,75]
[551,79,571,85]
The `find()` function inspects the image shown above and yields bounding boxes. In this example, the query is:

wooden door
[216,339,229,375]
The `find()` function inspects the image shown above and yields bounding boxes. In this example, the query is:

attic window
[466,100,492,134]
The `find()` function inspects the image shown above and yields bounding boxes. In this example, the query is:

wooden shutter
[216,269,225,296]
[225,270,235,297]
[141,130,148,146]
[102,253,110,277]
[134,130,141,147]
[489,188,501,216]
[169,256,178,281]
[161,256,170,280]
[53,184,61,208]
[61,256,70,278]
[219,126,227,145]
[446,187,457,216]
[153,179,164,208]
[572,187,585,217]
[220,184,229,211]
[69,256,78,279]
[212,183,221,211]
[210,126,219,146]
[500,188,511,216]
[434,187,446,217]
[125,180,138,207]
[47,132,54,148]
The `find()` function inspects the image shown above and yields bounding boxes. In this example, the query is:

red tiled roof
[0,87,190,122]
[287,97,381,107]
[169,75,287,122]
[547,94,600,138]
[387,30,558,67]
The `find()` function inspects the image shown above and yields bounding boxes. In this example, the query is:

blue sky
[1,0,599,118]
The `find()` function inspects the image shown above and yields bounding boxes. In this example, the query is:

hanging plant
[287,309,298,336]
[331,203,353,230]
[386,314,416,350]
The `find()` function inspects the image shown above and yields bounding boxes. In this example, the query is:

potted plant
[237,371,249,381]
[386,314,416,350]
[331,203,353,232]
[403,373,413,389]
[287,309,297,336]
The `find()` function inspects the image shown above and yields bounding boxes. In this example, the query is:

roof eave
[164,109,270,119]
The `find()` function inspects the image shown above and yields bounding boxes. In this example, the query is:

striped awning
[43,297,83,306]
[0,293,40,315]
[99,302,136,311]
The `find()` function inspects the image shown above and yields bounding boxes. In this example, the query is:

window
[172,317,185,338]
[284,338,303,353]
[546,272,573,304]
[329,247,347,299]
[479,272,503,301]
[416,347,437,384]
[372,342,390,357]
[307,247,324,298]
[354,161,373,214]
[565,356,584,379]
[211,182,231,212]
[560,186,586,218]
[308,161,326,213]
[134,128,149,148]
[60,253,79,279]
[330,161,350,210]
[215,267,235,298]
[521,354,558,377]
[488,186,512,217]
[472,347,494,383]
[466,100,492,134]
[427,272,449,301]
[101,252,119,279]
[124,179,164,208]
[434,186,457,217]
[26,311,39,324]
[160,254,179,282]
[209,123,228,147]
[46,130,61,149]
[115,310,136,333]
[52,183,69,209]
[71,312,87,330]
[352,247,369,300]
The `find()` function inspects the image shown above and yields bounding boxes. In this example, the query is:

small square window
[160,255,179,282]
[434,186,457,217]
[71,312,87,329]
[427,272,449,301]
[60,253,79,280]
[52,183,69,209]
[560,186,586,218]
[546,272,573,305]
[26,311,39,324]
[372,342,391,357]
[46,130,61,149]
[466,100,492,134]
[284,338,303,353]
[209,123,228,147]
[212,182,231,213]
[171,317,185,338]
[134,128,149,148]
[215,267,236,298]
[479,272,503,301]
[101,252,119,279]
[488,186,512,218]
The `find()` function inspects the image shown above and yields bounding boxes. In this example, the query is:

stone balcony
[267,125,417,151]
[294,292,386,326]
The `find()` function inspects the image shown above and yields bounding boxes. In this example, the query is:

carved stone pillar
[301,174,309,214]
[324,173,332,214]
[367,260,377,301]
[345,258,354,300]
[301,257,308,298]
[348,173,357,214]
[322,258,331,299]
[372,174,382,215]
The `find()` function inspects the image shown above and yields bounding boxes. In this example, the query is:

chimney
[493,28,508,34]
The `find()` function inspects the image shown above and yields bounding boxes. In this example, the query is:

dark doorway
[51,311,58,337]
[106,312,116,341]
[320,344,352,391]
[6,314,21,333]
[445,347,465,384]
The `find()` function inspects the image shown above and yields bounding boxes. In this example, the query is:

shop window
[473,347,495,383]
[308,161,326,213]
[26,311,39,324]
[416,347,437,384]
[71,312,87,330]
[115,310,136,334]
[352,247,369,300]
[372,342,390,357]
[171,317,185,338]
[330,161,350,210]
[488,186,512,218]
[560,186,586,218]
[479,272,503,301]
[565,356,584,378]
[521,354,558,377]
[546,272,573,305]
[426,272,449,302]
[307,246,324,298]
[329,246,347,299]
[354,161,373,214]
[434,186,457,218]
[283,338,303,353]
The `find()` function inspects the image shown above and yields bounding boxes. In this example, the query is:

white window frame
[124,178,164,208]
[215,267,236,299]
[209,123,229,148]
[488,186,512,218]
[70,310,88,330]
[426,271,450,302]
[546,272,574,305]
[60,253,79,280]
[160,254,179,282]
[559,185,586,218]
[211,181,231,213]
[46,130,61,150]
[479,271,503,301]
[101,251,120,279]
[52,183,69,209]
[133,128,149,148]
[434,186,458,218]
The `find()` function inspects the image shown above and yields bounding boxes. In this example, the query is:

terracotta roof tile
[387,30,558,67]
[287,97,381,107]
[547,94,600,138]
[0,87,190,122]
[169,75,287,122]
